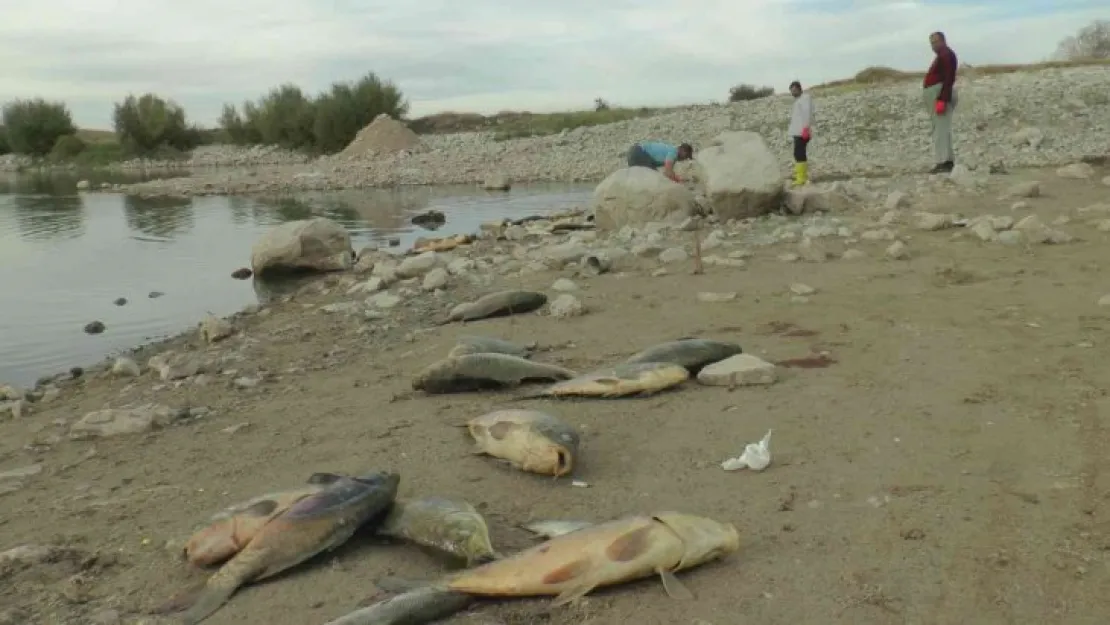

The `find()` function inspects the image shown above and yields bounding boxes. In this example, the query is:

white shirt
[787,92,814,137]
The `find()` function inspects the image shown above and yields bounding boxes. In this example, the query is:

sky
[0,0,1103,129]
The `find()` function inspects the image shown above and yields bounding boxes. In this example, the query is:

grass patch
[74,128,117,144]
[409,106,681,139]
[812,58,1110,94]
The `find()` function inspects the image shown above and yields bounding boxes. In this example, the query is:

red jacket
[923,46,958,102]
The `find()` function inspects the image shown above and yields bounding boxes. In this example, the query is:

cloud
[0,0,1102,128]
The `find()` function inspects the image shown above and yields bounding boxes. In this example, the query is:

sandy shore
[3,163,1110,624]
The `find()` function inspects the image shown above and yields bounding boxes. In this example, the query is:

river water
[0,170,592,388]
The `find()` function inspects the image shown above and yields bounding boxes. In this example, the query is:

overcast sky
[0,0,1102,129]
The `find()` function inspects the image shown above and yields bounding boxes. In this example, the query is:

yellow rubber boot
[792,162,808,186]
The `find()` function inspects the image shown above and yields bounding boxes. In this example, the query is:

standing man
[923,31,959,173]
[626,140,694,183]
[787,80,814,186]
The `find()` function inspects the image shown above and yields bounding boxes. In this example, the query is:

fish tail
[178,582,239,625]
[324,586,472,625]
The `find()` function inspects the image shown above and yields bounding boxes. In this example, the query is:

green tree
[1,98,77,156]
[0,126,9,155]
[112,93,197,154]
[251,84,317,151]
[49,134,87,160]
[312,72,409,153]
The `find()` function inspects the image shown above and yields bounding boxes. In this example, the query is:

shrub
[728,84,775,102]
[218,72,408,153]
[1055,20,1110,60]
[311,73,409,153]
[112,93,198,154]
[594,98,611,111]
[0,127,9,155]
[1,98,77,156]
[50,134,87,159]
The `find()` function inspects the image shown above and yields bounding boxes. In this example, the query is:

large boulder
[250,217,354,277]
[695,131,783,219]
[591,167,695,231]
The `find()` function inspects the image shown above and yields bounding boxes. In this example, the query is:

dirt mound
[338,113,421,159]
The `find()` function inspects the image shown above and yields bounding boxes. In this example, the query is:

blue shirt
[638,141,678,166]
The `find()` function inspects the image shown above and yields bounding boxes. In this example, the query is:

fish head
[283,471,400,522]
[652,512,740,571]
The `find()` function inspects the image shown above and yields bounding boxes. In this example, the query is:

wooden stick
[692,217,704,275]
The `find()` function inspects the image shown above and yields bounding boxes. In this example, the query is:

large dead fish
[378,496,500,566]
[520,362,689,399]
[438,290,547,325]
[467,409,580,477]
[447,335,537,359]
[323,512,739,625]
[624,338,743,374]
[165,471,400,625]
[412,353,576,394]
[182,482,332,568]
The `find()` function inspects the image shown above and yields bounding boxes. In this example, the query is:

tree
[1,98,77,156]
[728,84,775,102]
[112,93,197,154]
[0,127,9,155]
[1054,20,1110,60]
[311,72,409,153]
[251,84,317,151]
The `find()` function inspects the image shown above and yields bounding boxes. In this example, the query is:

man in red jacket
[923,31,958,173]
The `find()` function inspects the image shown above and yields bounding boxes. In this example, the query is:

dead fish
[447,335,537,359]
[182,484,329,568]
[625,338,743,373]
[329,512,740,624]
[322,586,475,625]
[379,496,500,566]
[520,362,689,399]
[412,353,576,394]
[521,519,595,539]
[438,290,547,325]
[467,409,580,477]
[169,471,400,625]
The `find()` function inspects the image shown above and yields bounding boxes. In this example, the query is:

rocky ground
[3,161,1110,625]
[94,65,1110,198]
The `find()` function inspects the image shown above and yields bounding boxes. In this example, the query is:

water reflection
[123,195,195,239]
[11,193,85,241]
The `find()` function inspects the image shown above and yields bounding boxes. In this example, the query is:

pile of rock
[336,114,423,160]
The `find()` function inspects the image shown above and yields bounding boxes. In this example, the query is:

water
[0,170,592,388]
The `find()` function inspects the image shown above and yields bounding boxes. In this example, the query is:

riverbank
[99,64,1110,198]
[3,163,1110,624]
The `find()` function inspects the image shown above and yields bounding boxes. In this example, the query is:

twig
[692,217,704,275]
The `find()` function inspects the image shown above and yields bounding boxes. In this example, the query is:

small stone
[697,292,738,303]
[366,292,402,309]
[1097,294,1110,308]
[111,357,141,377]
[1101,176,1110,187]
[789,283,816,296]
[1004,181,1040,198]
[199,314,233,343]
[1056,163,1094,179]
[658,247,688,263]
[841,249,866,260]
[552,278,578,292]
[422,267,449,291]
[231,267,252,280]
[860,228,896,241]
[549,294,585,318]
[996,231,1024,246]
[113,297,127,306]
[697,354,777,386]
[321,302,360,314]
[798,238,829,262]
[83,320,105,334]
[914,212,954,231]
[884,191,909,210]
[885,240,909,259]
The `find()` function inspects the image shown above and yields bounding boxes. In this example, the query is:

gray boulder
[250,217,354,277]
[591,167,694,231]
[695,131,783,219]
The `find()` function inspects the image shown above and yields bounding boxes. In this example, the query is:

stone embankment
[92,65,1110,197]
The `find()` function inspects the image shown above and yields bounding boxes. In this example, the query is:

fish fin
[241,499,279,516]
[150,581,205,615]
[511,388,550,400]
[376,576,433,593]
[550,579,598,608]
[177,582,240,625]
[306,472,345,485]
[658,569,694,600]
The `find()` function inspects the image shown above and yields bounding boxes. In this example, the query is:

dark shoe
[929,161,954,174]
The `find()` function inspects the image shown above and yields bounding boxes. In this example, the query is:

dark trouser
[627,144,660,169]
[792,136,809,163]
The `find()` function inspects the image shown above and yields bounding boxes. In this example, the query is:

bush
[728,84,775,102]
[50,134,87,159]
[1055,20,1110,60]
[218,72,409,153]
[1,98,77,156]
[0,127,9,155]
[311,73,408,153]
[112,93,198,155]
